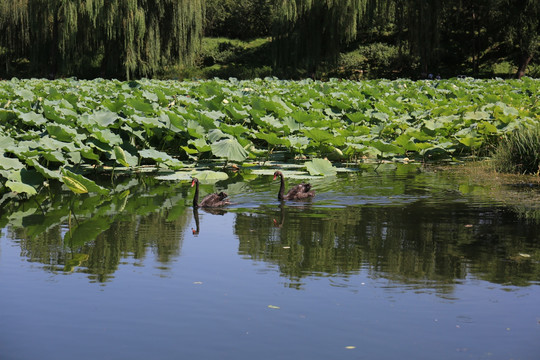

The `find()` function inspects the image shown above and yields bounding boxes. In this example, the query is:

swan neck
[278,174,285,200]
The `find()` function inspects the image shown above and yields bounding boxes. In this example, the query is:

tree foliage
[271,0,367,74]
[0,0,538,79]
[0,0,204,79]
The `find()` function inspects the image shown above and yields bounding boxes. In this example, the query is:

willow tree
[0,0,204,79]
[90,0,205,79]
[0,0,30,74]
[272,0,367,74]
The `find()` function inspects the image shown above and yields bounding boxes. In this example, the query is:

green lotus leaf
[92,128,122,146]
[192,170,229,182]
[0,109,17,122]
[46,124,78,142]
[187,120,206,139]
[155,172,193,181]
[126,98,155,114]
[62,176,89,194]
[346,112,367,123]
[370,140,405,155]
[478,121,499,134]
[91,110,119,128]
[224,104,249,121]
[283,117,300,132]
[210,138,249,162]
[290,111,313,124]
[207,129,231,143]
[221,124,250,137]
[188,138,212,152]
[166,111,187,131]
[113,146,130,167]
[288,135,310,149]
[14,88,34,101]
[132,114,167,129]
[62,169,110,195]
[302,128,335,143]
[80,147,101,162]
[42,105,66,123]
[463,111,491,121]
[164,158,184,170]
[18,111,47,126]
[42,151,66,164]
[258,114,283,129]
[139,149,175,164]
[256,132,291,147]
[142,90,158,102]
[101,99,125,113]
[305,158,337,176]
[0,154,25,170]
[459,136,482,148]
[6,180,37,195]
[26,158,61,179]
[195,111,219,130]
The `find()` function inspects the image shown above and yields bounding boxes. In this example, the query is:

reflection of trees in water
[2,178,192,283]
[234,202,540,290]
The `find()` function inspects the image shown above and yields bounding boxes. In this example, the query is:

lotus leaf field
[0,77,539,202]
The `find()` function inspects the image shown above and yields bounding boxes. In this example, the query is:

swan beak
[273,174,277,180]
[191,180,196,187]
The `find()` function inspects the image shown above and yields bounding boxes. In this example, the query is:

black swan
[191,178,230,208]
[273,171,315,200]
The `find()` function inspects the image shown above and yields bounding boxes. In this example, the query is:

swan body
[273,171,315,200]
[191,178,230,208]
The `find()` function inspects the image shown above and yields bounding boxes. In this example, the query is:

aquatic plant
[492,125,540,175]
[0,77,538,201]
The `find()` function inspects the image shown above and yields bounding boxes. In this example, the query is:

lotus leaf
[62,169,110,195]
[192,170,229,182]
[210,138,249,162]
[6,180,37,195]
[18,111,47,126]
[0,155,25,170]
[305,158,337,176]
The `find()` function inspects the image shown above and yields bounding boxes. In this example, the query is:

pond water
[1,164,539,360]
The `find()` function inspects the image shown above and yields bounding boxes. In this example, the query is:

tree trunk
[516,53,533,79]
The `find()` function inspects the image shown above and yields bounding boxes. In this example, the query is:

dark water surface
[1,164,539,360]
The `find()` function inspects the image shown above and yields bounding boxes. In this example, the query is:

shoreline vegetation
[0,77,539,204]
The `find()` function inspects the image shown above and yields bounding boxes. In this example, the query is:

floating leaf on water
[345,346,356,350]
[155,172,193,181]
[518,253,531,258]
[268,305,280,309]
[192,170,229,182]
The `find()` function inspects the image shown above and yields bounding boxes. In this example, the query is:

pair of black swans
[191,170,315,208]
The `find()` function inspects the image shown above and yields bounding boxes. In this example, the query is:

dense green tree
[0,0,30,74]
[271,0,367,74]
[497,0,539,78]
[0,0,204,79]
[205,0,272,39]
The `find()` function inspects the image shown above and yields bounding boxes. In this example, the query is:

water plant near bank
[0,77,538,201]
[492,124,540,175]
